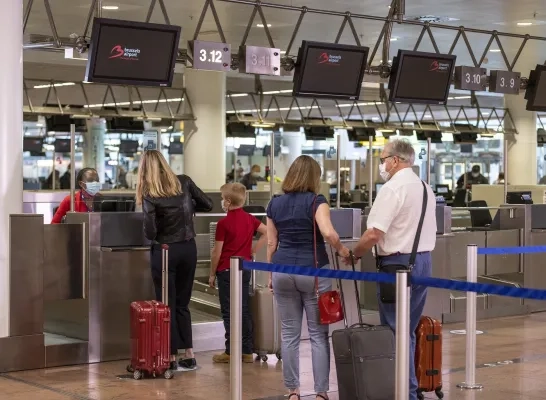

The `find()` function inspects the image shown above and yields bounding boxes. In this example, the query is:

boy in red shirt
[209,183,267,363]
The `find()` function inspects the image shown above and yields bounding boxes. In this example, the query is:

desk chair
[452,189,468,207]
[467,200,493,231]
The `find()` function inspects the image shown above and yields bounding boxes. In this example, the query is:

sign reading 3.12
[191,40,231,72]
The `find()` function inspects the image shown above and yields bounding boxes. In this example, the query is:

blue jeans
[273,266,332,393]
[376,252,432,400]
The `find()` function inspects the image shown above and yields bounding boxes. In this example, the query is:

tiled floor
[4,313,546,399]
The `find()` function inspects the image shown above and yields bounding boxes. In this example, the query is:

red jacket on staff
[51,191,91,224]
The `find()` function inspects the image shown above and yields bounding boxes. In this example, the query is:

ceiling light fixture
[102,5,119,10]
[33,82,76,89]
[517,22,533,26]
[489,49,501,52]
[390,38,398,41]
[256,23,272,28]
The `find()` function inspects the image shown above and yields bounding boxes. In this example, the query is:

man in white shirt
[350,139,436,400]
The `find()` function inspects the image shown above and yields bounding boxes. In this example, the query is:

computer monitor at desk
[506,191,533,205]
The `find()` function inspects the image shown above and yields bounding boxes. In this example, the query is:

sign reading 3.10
[191,40,231,72]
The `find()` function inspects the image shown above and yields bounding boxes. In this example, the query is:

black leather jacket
[142,175,213,244]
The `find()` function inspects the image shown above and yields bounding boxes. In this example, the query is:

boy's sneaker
[178,357,197,369]
[212,352,230,363]
[242,354,254,363]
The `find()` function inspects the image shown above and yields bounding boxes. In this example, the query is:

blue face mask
[84,182,101,196]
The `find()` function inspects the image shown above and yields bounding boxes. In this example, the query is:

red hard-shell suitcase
[415,316,443,399]
[127,244,173,380]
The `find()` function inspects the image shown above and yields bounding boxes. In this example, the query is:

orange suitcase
[415,316,444,399]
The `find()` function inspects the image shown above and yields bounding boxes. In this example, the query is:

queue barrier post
[395,269,411,400]
[457,245,483,390]
[230,257,243,400]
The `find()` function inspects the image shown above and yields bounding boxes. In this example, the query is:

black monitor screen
[23,137,44,153]
[237,144,256,157]
[525,65,546,111]
[388,50,456,104]
[54,139,71,153]
[436,185,449,194]
[85,18,181,87]
[119,140,139,154]
[293,41,369,100]
[168,142,183,155]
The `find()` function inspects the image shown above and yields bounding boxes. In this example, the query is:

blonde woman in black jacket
[136,150,213,370]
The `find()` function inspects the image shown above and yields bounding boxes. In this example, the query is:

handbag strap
[312,196,320,296]
[374,180,428,268]
[409,181,428,267]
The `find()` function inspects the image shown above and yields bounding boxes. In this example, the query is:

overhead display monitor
[293,41,369,100]
[54,139,71,153]
[23,137,44,153]
[85,18,181,87]
[304,126,335,140]
[388,50,456,104]
[348,127,376,142]
[525,64,546,111]
[119,140,139,154]
[168,142,183,155]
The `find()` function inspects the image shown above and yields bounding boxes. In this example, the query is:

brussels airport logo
[429,60,450,72]
[109,45,141,60]
[318,52,341,65]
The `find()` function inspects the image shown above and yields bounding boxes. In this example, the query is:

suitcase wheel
[261,355,268,362]
[435,387,444,399]
[275,351,282,360]
[164,369,174,380]
[133,370,142,380]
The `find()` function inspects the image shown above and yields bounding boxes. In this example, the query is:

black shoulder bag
[377,181,428,304]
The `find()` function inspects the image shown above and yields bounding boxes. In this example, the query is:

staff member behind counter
[456,165,489,188]
[51,168,101,224]
[136,150,213,371]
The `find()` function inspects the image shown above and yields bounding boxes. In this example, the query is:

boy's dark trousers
[217,269,253,355]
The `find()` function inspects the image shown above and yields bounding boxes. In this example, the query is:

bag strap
[409,181,428,267]
[312,196,320,296]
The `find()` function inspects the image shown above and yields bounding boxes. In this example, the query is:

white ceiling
[21,0,546,119]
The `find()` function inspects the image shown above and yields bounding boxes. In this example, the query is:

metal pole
[270,130,275,199]
[336,133,341,209]
[395,269,411,400]
[230,257,243,400]
[368,136,373,207]
[70,123,76,212]
[51,137,56,190]
[457,245,483,390]
[503,138,508,203]
[426,137,432,184]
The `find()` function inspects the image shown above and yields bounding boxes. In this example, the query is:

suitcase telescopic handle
[334,250,363,327]
[161,244,169,306]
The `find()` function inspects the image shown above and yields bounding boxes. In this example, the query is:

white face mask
[84,182,101,196]
[471,172,479,178]
[221,200,229,212]
[379,163,390,181]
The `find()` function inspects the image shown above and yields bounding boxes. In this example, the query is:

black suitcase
[331,252,396,400]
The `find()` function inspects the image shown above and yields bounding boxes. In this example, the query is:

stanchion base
[457,382,484,390]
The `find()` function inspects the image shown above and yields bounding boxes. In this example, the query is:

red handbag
[312,196,344,325]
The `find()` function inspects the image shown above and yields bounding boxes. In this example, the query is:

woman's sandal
[288,394,300,400]
[316,395,329,400]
